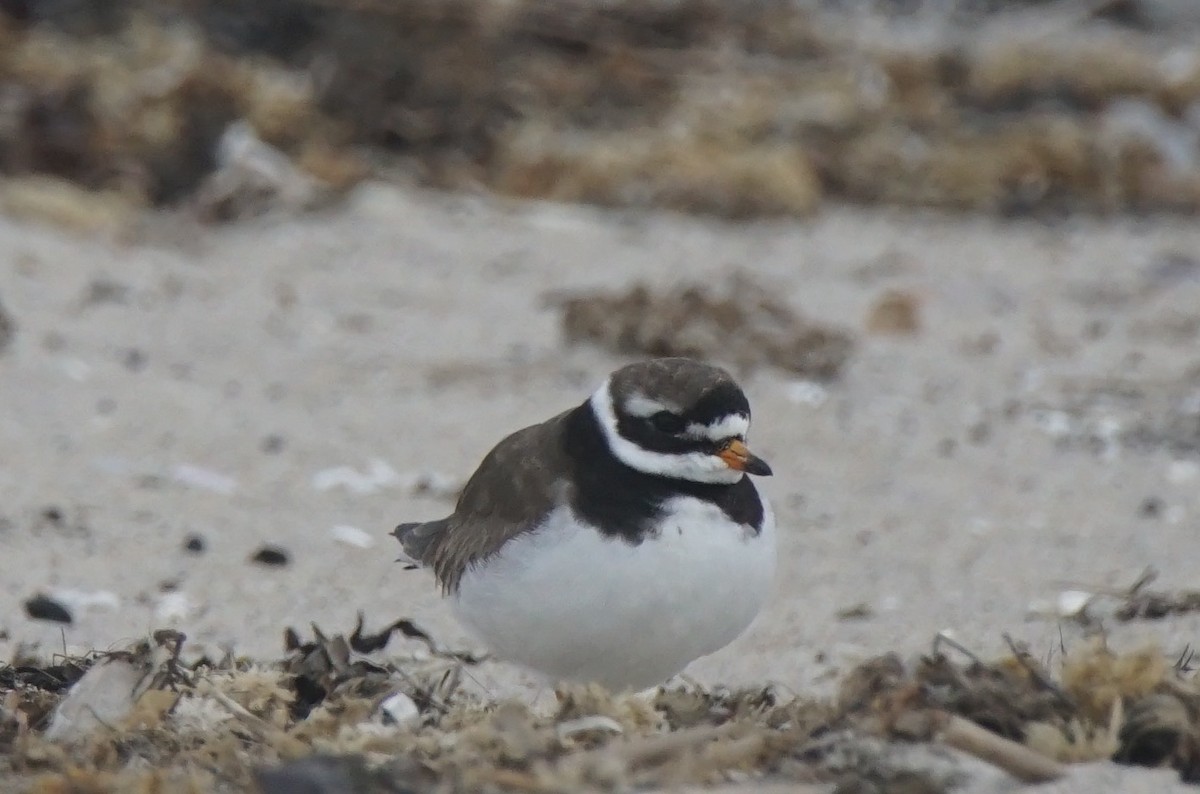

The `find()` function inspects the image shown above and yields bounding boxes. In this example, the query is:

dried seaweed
[553,275,855,380]
[2,0,1200,224]
[1117,589,1200,622]
[5,621,1200,792]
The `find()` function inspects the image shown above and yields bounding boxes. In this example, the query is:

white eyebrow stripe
[589,380,744,485]
[623,392,679,418]
[685,414,750,441]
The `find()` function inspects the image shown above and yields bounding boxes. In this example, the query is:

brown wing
[393,408,575,593]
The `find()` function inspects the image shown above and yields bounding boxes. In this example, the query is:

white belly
[453,495,776,690]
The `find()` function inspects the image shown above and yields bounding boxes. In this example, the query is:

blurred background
[2,0,1200,696]
[2,0,1200,221]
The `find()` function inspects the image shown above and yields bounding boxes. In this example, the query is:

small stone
[25,594,73,624]
[45,656,145,742]
[250,545,290,566]
[379,692,420,728]
[1139,496,1163,519]
[1056,590,1094,618]
[183,533,206,553]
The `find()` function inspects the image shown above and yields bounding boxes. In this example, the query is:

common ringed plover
[393,357,776,690]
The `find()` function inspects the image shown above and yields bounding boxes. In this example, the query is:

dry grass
[2,1,1200,224]
[4,618,1200,792]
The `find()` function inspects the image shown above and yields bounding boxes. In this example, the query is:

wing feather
[392,408,575,592]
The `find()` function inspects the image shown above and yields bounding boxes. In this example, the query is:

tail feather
[392,518,449,568]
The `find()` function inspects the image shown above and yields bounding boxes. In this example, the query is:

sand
[3,184,1200,789]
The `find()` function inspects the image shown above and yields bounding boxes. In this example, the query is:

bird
[393,357,776,691]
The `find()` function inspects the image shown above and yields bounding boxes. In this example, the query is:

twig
[934,712,1066,783]
[1054,566,1158,599]
[201,681,308,758]
[1175,645,1196,674]
[1002,634,1077,709]
[931,631,982,666]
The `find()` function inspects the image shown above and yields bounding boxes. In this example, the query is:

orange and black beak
[718,439,772,476]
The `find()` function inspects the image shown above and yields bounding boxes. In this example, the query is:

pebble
[250,545,290,567]
[25,594,73,624]
[330,524,374,549]
[378,691,420,728]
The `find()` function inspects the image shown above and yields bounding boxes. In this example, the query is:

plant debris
[4,618,1200,791]
[2,1,1200,224]
[553,275,855,380]
[1114,570,1200,622]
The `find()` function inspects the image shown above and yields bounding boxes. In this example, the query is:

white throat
[589,379,745,485]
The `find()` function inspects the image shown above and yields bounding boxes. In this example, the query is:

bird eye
[649,411,685,434]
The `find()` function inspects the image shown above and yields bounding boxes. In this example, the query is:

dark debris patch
[250,544,290,566]
[1116,589,1200,621]
[0,658,91,694]
[283,615,482,721]
[23,594,72,624]
[552,275,855,380]
[1101,568,1200,623]
[348,612,485,665]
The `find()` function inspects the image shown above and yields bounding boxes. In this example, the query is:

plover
[393,357,776,690]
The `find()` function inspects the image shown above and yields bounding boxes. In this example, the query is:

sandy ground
[3,184,1200,789]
